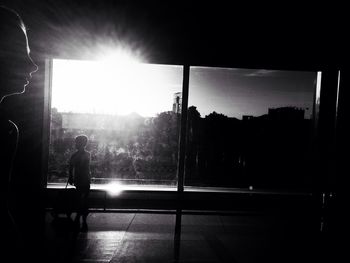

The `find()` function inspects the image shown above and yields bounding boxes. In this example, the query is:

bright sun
[51,56,182,117]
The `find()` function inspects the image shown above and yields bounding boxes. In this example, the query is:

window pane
[186,67,317,191]
[48,59,183,188]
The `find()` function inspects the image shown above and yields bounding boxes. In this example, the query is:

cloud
[244,69,278,77]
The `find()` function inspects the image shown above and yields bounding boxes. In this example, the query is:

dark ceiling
[2,0,348,70]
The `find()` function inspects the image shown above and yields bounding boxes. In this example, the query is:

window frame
[43,57,338,195]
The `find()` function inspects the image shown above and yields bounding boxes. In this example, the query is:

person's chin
[20,86,26,94]
[17,82,27,94]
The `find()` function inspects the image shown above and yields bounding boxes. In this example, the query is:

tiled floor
[43,211,318,263]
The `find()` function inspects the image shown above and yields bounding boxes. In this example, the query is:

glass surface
[48,59,183,188]
[185,67,317,191]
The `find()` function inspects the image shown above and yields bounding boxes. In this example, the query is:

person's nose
[27,55,38,77]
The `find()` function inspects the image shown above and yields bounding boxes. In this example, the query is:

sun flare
[51,55,182,117]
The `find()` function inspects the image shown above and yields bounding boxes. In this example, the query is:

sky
[51,59,183,117]
[51,59,316,119]
[189,67,316,119]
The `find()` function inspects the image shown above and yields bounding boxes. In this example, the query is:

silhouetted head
[0,6,38,103]
[75,135,88,150]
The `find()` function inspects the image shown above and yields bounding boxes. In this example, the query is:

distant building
[49,112,147,141]
[172,92,182,114]
[268,107,305,120]
[50,108,63,142]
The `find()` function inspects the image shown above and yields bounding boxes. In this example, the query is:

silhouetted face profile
[0,6,38,103]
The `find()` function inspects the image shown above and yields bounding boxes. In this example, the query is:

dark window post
[177,65,190,192]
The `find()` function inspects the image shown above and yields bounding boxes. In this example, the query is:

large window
[185,67,317,190]
[48,59,183,187]
[46,60,319,191]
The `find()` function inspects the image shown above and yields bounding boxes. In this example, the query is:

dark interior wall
[3,0,348,69]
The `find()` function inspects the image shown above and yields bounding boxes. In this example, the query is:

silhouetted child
[69,135,91,231]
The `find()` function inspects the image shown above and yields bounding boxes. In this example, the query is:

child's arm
[68,156,74,185]
[87,152,91,181]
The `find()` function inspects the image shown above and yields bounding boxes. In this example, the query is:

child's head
[75,135,88,150]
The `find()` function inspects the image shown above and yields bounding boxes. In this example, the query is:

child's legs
[81,191,89,223]
[76,187,90,223]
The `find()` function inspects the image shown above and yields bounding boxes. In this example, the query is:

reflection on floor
[44,211,318,263]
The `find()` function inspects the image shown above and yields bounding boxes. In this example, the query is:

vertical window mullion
[177,65,190,192]
[42,58,53,188]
